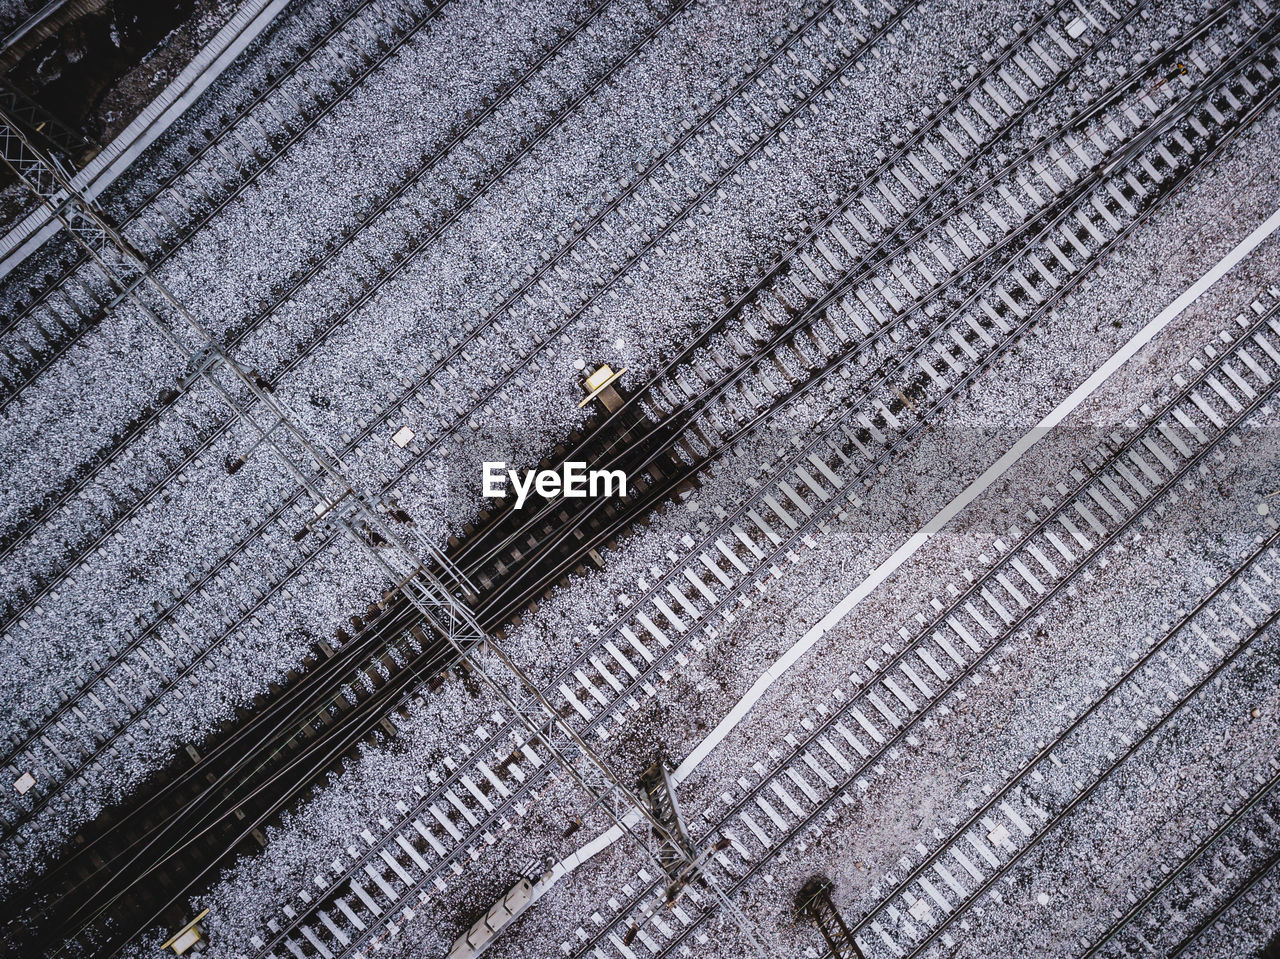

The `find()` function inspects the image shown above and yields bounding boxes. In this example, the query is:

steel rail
[1166,834,1280,957]
[0,0,865,774]
[247,31,1269,952]
[454,0,1212,581]
[895,598,1280,959]
[1076,760,1280,959]
[2,585,423,847]
[34,617,460,957]
[0,0,693,776]
[569,83,1280,958]
[620,385,1280,959]
[0,0,618,561]
[313,58,1280,959]
[470,17,1269,626]
[448,0,1112,570]
[0,0,690,633]
[0,0,452,345]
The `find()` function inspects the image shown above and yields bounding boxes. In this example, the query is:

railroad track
[0,0,456,362]
[2,0,911,778]
[224,31,1280,959]
[1072,756,1280,958]
[1159,803,1280,958]
[452,0,1271,630]
[7,1,1272,951]
[447,0,1162,610]
[0,0,916,944]
[0,0,1139,732]
[0,0,891,617]
[0,0,899,839]
[563,287,1280,959]
[1,600,458,957]
[0,0,670,612]
[45,0,1116,921]
[0,0,683,820]
[0,0,708,832]
[859,545,1280,959]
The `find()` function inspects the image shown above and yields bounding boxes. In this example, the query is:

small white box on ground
[393,426,415,448]
[169,929,200,954]
[13,772,35,795]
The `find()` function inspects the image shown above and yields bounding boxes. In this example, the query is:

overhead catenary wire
[0,109,731,956]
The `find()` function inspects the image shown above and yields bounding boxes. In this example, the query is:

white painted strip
[527,810,642,906]
[527,204,1280,911]
[675,204,1280,783]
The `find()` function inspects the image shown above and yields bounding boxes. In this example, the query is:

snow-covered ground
[4,0,1280,955]
[151,80,1280,959]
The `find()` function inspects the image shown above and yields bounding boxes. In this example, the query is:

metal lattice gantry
[641,756,699,898]
[0,78,94,164]
[0,111,105,247]
[798,878,866,959]
[635,755,769,958]
[0,107,696,927]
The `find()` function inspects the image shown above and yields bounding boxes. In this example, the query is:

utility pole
[798,877,866,959]
[640,756,698,901]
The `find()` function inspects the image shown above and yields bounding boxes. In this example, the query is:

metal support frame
[0,108,699,940]
[641,757,698,899]
[0,77,94,164]
[798,878,865,959]
[633,757,768,957]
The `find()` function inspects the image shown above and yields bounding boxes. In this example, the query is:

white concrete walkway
[0,0,290,280]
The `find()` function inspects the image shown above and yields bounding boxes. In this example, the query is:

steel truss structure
[0,106,712,949]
